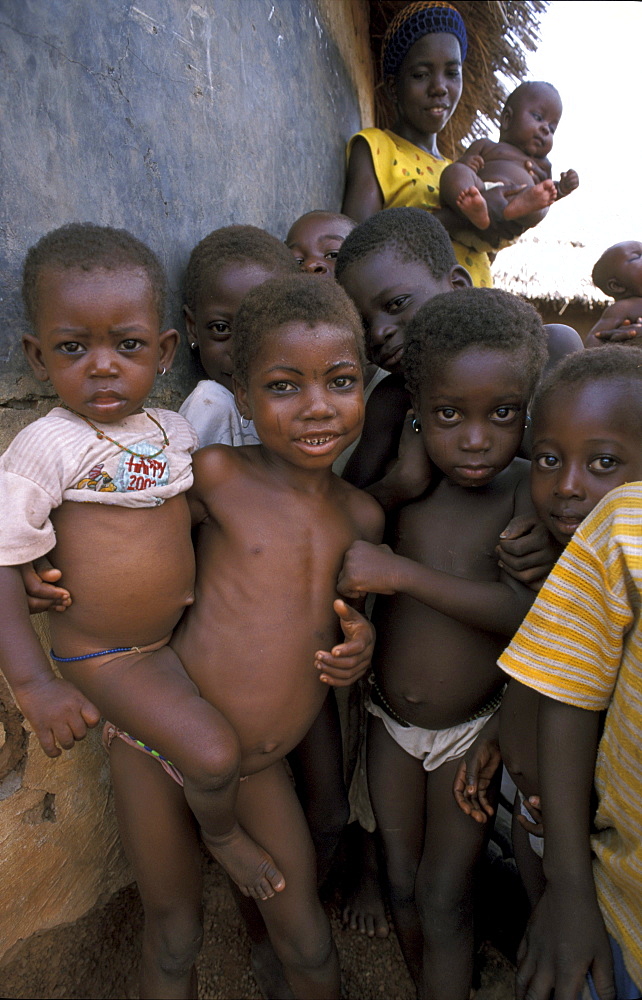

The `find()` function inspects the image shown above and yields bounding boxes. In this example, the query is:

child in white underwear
[337,287,547,1000]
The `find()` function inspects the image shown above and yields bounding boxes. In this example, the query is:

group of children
[2,3,641,1000]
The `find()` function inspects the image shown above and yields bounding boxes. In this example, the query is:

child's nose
[370,319,396,346]
[301,386,336,418]
[88,348,118,375]
[554,465,585,498]
[460,423,491,451]
[303,258,329,276]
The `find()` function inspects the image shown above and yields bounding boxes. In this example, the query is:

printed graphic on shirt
[72,463,117,492]
[114,442,170,492]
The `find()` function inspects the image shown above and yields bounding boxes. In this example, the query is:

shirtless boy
[338,288,547,1000]
[439,81,579,235]
[585,240,642,347]
[152,274,382,998]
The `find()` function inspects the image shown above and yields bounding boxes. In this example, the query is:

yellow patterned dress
[348,127,492,288]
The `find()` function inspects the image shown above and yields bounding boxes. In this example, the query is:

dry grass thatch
[369,1,549,159]
[492,233,610,310]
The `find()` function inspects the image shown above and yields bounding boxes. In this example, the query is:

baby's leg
[417,757,496,1000]
[62,646,284,900]
[235,760,341,1000]
[109,736,203,1000]
[502,178,557,225]
[367,714,427,986]
[287,691,349,884]
[439,162,491,229]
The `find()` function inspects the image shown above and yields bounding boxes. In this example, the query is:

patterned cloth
[347,128,492,287]
[0,406,198,564]
[499,482,642,990]
[382,2,468,77]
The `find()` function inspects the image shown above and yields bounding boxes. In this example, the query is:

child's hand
[517,794,543,838]
[558,169,579,196]
[515,886,615,1000]
[453,718,501,823]
[21,558,72,613]
[337,541,399,599]
[15,674,101,757]
[586,318,642,347]
[496,515,557,591]
[523,159,549,184]
[314,600,375,687]
[460,152,485,173]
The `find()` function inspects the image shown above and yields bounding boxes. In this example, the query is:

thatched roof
[369,1,549,159]
[492,234,610,311]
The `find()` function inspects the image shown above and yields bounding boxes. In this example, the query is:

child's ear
[22,334,50,382]
[158,328,180,373]
[448,265,473,291]
[606,277,626,296]
[233,376,251,419]
[500,106,512,132]
[182,305,198,349]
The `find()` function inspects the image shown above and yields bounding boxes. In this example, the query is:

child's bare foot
[503,179,556,220]
[456,186,491,230]
[342,874,390,938]
[202,824,285,900]
[251,940,295,1000]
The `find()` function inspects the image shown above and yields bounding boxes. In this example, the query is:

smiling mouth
[297,434,338,446]
[380,345,404,370]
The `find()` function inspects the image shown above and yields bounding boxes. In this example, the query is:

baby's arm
[515,697,613,1000]
[585,298,642,347]
[555,169,579,199]
[0,566,100,756]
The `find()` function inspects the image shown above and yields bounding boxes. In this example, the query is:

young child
[337,287,547,1000]
[497,346,642,908]
[585,240,642,347]
[499,479,642,1000]
[180,224,298,446]
[439,81,579,236]
[0,223,287,916]
[156,273,382,999]
[285,210,356,279]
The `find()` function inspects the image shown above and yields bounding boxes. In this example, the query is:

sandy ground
[1,849,518,999]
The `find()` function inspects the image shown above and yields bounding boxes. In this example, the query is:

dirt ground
[1,847,519,1000]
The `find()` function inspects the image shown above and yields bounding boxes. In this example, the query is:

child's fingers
[80,700,102,728]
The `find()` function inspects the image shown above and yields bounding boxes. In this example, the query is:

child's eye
[294,257,304,266]
[532,112,542,121]
[436,407,459,422]
[267,380,296,393]
[324,250,340,261]
[119,338,141,351]
[207,322,231,338]
[58,341,85,354]
[492,405,518,421]
[588,456,619,472]
[535,454,560,469]
[330,375,356,389]
[386,295,410,314]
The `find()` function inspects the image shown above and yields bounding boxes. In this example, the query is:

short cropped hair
[184,225,297,311]
[531,344,642,427]
[335,207,457,283]
[504,81,560,114]
[22,223,166,325]
[404,287,547,398]
[232,274,366,386]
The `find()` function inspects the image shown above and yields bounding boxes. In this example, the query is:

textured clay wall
[0,0,372,978]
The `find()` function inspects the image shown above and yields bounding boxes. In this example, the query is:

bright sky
[487,0,642,253]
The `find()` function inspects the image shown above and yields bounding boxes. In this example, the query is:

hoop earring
[412,417,421,433]
[158,366,166,376]
[189,342,198,351]
[241,416,251,429]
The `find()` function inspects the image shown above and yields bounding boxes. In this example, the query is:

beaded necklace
[63,406,169,460]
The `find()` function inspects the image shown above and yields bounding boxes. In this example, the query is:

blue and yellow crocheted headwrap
[382,2,468,79]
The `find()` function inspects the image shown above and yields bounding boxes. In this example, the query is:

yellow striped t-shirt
[499,482,642,989]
